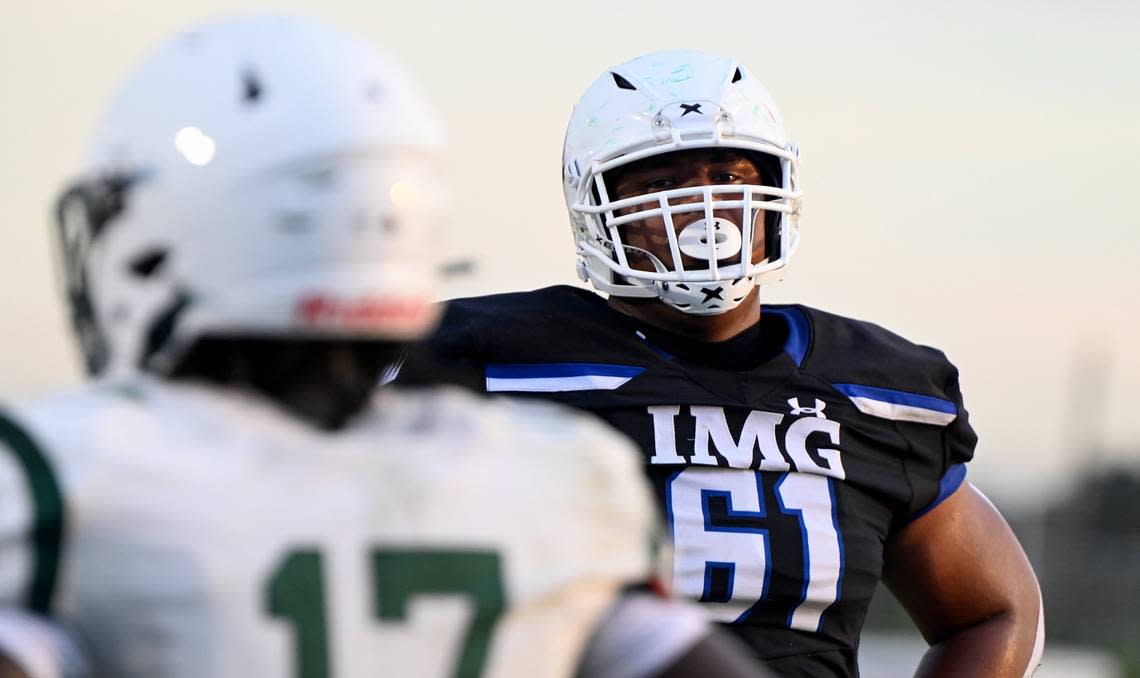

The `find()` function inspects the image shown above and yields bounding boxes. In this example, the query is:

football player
[399,50,1045,677]
[0,20,774,678]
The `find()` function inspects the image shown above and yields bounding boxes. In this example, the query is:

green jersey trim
[0,411,66,613]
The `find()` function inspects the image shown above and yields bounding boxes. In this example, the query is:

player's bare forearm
[883,483,1043,678]
[913,610,1035,677]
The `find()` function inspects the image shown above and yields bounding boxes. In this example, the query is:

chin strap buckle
[576,258,590,282]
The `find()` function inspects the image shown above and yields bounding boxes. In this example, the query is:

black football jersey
[399,285,976,677]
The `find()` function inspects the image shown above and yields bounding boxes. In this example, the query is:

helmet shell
[562,50,801,315]
[57,13,448,376]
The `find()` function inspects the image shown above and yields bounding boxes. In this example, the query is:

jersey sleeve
[493,398,661,600]
[500,404,670,678]
[411,390,666,678]
[398,288,596,392]
[895,361,978,525]
[397,300,489,391]
[0,411,66,614]
[798,307,980,530]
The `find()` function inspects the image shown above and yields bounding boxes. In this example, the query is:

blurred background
[1,0,1137,674]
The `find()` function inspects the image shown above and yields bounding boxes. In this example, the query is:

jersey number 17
[267,548,504,678]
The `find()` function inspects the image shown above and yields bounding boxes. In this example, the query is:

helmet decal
[611,72,638,91]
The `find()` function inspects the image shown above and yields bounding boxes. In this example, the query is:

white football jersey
[0,379,660,678]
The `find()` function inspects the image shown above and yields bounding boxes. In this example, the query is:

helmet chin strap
[618,234,755,317]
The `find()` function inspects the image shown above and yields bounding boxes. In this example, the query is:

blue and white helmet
[563,50,802,315]
[55,13,448,378]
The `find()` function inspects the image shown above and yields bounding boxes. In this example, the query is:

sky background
[1,0,1137,506]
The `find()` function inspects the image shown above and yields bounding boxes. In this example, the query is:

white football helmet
[563,50,802,315]
[54,13,447,378]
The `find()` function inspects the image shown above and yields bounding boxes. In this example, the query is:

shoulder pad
[442,285,601,326]
[793,305,962,426]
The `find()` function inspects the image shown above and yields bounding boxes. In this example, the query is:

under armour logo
[788,397,827,418]
[700,286,724,302]
[680,102,703,117]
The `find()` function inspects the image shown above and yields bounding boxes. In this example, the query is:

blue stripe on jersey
[633,331,676,361]
[828,477,846,632]
[765,306,810,367]
[485,363,646,379]
[907,463,968,523]
[830,383,958,414]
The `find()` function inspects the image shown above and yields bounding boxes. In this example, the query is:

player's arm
[575,592,774,678]
[882,482,1043,678]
